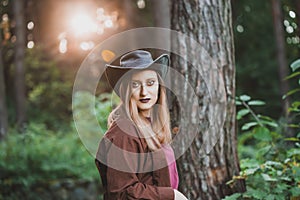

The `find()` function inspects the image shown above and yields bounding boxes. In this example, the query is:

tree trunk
[150,0,171,55]
[170,0,246,199]
[13,0,26,129]
[271,0,290,116]
[122,0,138,29]
[0,37,8,139]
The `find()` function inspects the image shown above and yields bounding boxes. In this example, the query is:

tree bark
[13,0,26,129]
[271,0,290,116]
[170,0,246,199]
[0,37,8,139]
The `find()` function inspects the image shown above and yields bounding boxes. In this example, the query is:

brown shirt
[95,118,175,200]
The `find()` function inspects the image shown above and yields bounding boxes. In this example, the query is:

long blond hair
[107,71,172,151]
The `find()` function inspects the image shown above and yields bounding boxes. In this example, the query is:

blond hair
[107,72,172,151]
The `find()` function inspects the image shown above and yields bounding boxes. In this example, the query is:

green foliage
[224,61,300,199]
[233,0,300,118]
[72,91,119,134]
[72,91,119,159]
[0,92,118,199]
[224,99,300,199]
[25,47,73,128]
[0,122,98,197]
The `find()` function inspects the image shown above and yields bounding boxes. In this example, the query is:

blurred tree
[122,0,137,29]
[13,0,26,129]
[0,33,8,139]
[170,0,245,199]
[232,1,280,117]
[151,0,170,28]
[271,0,290,116]
[150,0,170,55]
[232,0,300,119]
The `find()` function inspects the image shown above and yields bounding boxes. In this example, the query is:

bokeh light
[289,10,296,19]
[59,38,67,54]
[27,41,34,49]
[58,6,118,54]
[70,13,97,37]
[80,41,95,51]
[27,21,34,30]
[101,50,115,62]
[137,0,146,9]
[237,25,244,33]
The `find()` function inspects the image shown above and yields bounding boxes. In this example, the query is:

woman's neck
[139,112,151,125]
[139,110,151,118]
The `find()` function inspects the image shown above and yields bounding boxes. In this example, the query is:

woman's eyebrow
[131,77,157,82]
[131,79,142,82]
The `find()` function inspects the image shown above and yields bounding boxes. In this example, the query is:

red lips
[139,98,150,103]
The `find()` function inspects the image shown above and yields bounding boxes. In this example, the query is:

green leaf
[285,137,300,142]
[239,94,251,101]
[261,121,278,128]
[282,88,300,99]
[276,183,289,193]
[237,109,250,120]
[248,100,266,106]
[284,71,300,80]
[222,193,242,200]
[291,101,300,108]
[264,161,283,168]
[291,187,300,196]
[287,148,300,157]
[287,123,300,128]
[244,167,260,175]
[257,145,272,156]
[265,194,276,200]
[292,166,300,178]
[241,122,258,130]
[240,158,260,169]
[261,173,277,182]
[253,127,272,141]
[291,59,300,72]
[235,100,242,105]
[249,188,268,199]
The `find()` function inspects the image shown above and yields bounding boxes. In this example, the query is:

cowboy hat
[105,50,169,96]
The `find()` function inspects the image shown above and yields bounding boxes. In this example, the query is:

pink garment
[162,144,179,189]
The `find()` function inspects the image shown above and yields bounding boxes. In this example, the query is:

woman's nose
[140,85,148,96]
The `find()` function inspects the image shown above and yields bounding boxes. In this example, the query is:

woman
[95,50,188,200]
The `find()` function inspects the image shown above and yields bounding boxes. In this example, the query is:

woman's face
[130,70,159,117]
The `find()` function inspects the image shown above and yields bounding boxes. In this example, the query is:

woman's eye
[132,82,140,88]
[147,80,155,86]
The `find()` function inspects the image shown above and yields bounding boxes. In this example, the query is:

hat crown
[120,50,154,68]
[105,50,169,96]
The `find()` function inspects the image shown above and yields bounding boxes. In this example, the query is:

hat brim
[105,54,169,96]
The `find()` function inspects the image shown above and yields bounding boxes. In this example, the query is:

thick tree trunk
[13,0,26,129]
[271,0,290,116]
[0,38,8,139]
[170,0,245,199]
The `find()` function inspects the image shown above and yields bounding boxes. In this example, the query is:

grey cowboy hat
[105,50,169,96]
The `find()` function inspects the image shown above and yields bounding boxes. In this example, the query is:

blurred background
[0,0,299,199]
